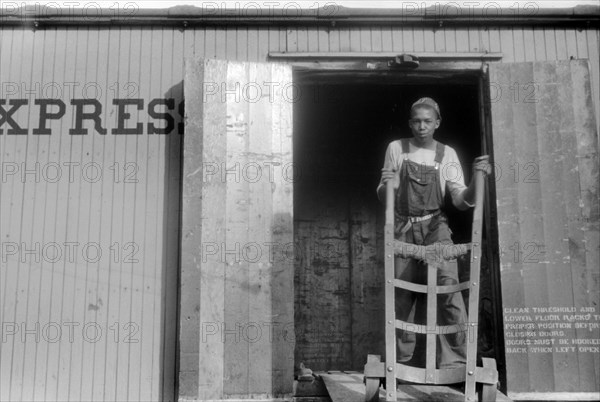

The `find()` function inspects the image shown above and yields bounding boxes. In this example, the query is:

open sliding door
[489,59,599,400]
[180,58,294,400]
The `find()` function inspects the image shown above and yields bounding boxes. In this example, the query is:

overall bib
[394,139,467,369]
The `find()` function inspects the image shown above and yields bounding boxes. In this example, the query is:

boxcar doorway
[292,72,503,382]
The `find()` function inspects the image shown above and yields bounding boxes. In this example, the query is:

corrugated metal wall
[1,25,599,401]
[0,27,182,401]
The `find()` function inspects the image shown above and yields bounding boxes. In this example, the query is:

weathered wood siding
[490,60,599,399]
[182,58,294,399]
[1,25,598,401]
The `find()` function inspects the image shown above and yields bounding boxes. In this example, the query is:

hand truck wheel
[364,376,380,402]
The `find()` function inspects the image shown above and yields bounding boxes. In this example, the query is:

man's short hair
[411,97,441,120]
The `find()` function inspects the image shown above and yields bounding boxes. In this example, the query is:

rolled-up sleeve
[377,141,402,199]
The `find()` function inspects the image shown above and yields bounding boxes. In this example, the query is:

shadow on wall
[161,80,184,402]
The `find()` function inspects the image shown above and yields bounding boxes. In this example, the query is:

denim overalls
[394,139,468,369]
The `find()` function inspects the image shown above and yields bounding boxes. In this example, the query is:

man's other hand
[472,155,491,177]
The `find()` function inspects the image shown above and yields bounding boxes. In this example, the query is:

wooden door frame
[287,60,507,391]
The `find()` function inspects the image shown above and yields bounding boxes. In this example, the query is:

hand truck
[364,169,498,402]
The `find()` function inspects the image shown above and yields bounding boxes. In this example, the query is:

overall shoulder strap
[401,139,410,160]
[434,141,445,165]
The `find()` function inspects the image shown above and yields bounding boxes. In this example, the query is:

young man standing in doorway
[377,97,489,369]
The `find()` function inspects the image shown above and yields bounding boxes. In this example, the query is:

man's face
[409,107,440,145]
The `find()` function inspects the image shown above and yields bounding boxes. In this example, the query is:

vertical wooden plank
[237,27,249,61]
[193,28,205,58]
[205,27,217,59]
[268,28,281,54]
[512,62,554,392]
[575,29,589,59]
[423,28,435,52]
[65,27,90,402]
[286,28,298,52]
[307,28,319,52]
[339,28,351,52]
[257,28,270,61]
[349,201,384,369]
[247,27,259,62]
[534,61,578,391]
[0,28,22,401]
[222,61,250,397]
[413,28,424,52]
[226,27,237,60]
[565,29,579,59]
[247,62,274,395]
[381,26,393,52]
[349,28,361,52]
[109,27,131,402]
[455,28,469,52]
[360,27,371,52]
[89,26,115,402]
[30,28,58,402]
[444,28,456,52]
[555,60,597,392]
[298,27,309,52]
[198,58,227,400]
[3,29,32,402]
[141,27,164,402]
[371,27,383,52]
[533,28,547,61]
[328,28,340,52]
[544,28,557,60]
[271,62,294,397]
[570,60,600,389]
[16,28,43,402]
[555,29,568,60]
[77,27,101,402]
[513,28,526,61]
[586,30,600,135]
[51,27,80,402]
[279,28,287,53]
[216,27,227,59]
[180,56,204,402]
[402,28,414,52]
[489,62,529,393]
[0,34,9,397]
[468,27,480,52]
[116,27,139,402]
[391,27,403,52]
[434,27,445,52]
[499,28,515,62]
[525,28,537,61]
[124,27,146,402]
[318,27,329,52]
[488,28,501,53]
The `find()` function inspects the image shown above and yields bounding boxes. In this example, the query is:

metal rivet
[387,254,392,258]
[470,323,476,326]
[473,256,478,259]
[388,320,392,324]
[387,242,392,246]
[468,370,474,375]
[387,280,392,284]
[387,366,393,372]
[472,282,477,286]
